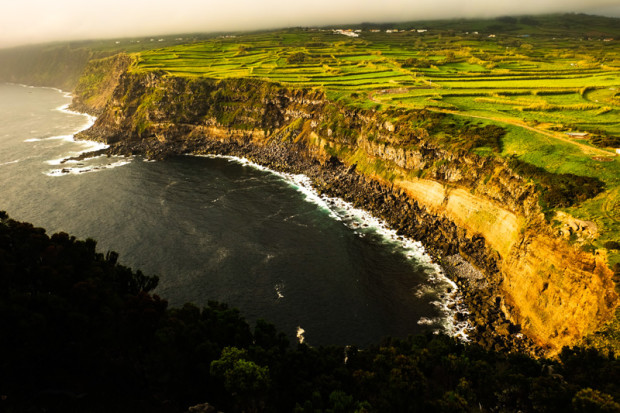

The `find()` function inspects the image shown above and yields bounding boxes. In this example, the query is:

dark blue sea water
[0,83,464,346]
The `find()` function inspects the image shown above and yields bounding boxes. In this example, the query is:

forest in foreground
[1,211,619,412]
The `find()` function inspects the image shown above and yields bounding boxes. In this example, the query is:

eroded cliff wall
[75,66,617,354]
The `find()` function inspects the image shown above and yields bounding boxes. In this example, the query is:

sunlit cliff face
[1,0,620,48]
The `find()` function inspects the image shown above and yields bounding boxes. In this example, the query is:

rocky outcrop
[75,66,617,355]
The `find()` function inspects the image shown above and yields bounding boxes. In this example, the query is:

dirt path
[428,108,616,157]
[368,89,616,158]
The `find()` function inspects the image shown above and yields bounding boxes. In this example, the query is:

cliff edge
[74,61,617,355]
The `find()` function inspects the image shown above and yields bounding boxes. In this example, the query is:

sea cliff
[73,57,617,355]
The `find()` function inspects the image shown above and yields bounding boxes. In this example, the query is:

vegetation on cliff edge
[124,17,620,265]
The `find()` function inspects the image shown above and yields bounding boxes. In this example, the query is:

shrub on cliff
[286,52,309,64]
[590,133,620,149]
[459,124,505,153]
[604,241,620,250]
[401,57,432,68]
[508,158,605,208]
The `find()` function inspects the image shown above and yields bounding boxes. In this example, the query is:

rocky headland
[70,55,617,355]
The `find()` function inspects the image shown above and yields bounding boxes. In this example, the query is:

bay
[0,83,461,346]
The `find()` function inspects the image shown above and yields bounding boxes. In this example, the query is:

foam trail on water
[10,83,65,93]
[45,159,132,176]
[24,90,103,150]
[282,170,472,341]
[25,134,76,143]
[0,159,20,167]
[40,88,131,175]
[56,103,97,133]
[47,157,74,166]
[194,154,340,220]
[193,153,472,341]
[76,139,109,152]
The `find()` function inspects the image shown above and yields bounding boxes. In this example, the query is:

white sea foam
[25,134,76,143]
[11,83,60,91]
[11,83,69,97]
[46,153,112,166]
[13,83,65,95]
[46,89,124,173]
[193,153,473,341]
[194,154,340,220]
[76,139,108,152]
[0,159,20,167]
[21,85,98,144]
[8,84,128,175]
[46,157,71,166]
[56,103,97,133]
[45,159,132,177]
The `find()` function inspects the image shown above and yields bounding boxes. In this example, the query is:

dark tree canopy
[0,212,618,412]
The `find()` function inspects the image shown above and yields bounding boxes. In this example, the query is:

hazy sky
[2,0,620,48]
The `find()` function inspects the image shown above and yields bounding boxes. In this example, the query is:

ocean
[0,83,466,346]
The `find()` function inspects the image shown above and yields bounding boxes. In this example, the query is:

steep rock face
[70,53,133,115]
[76,68,617,354]
[503,234,617,348]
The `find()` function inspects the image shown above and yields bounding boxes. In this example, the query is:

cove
[0,83,458,346]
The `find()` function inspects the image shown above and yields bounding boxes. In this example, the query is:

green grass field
[125,21,620,265]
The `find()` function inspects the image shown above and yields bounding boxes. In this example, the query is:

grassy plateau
[125,15,620,268]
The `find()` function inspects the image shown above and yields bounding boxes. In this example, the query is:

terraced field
[132,25,620,264]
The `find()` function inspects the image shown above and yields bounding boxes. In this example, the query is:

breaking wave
[193,153,472,341]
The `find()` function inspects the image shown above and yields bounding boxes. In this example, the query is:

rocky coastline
[67,67,616,355]
[74,133,541,355]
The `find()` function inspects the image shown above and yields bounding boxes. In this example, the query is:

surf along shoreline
[67,61,614,356]
[70,122,541,354]
[44,82,474,348]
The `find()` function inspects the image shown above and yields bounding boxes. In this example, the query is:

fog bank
[2,0,620,48]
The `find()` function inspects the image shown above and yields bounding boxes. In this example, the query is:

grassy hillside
[125,16,620,267]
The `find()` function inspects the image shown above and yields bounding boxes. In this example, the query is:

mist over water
[0,83,460,346]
